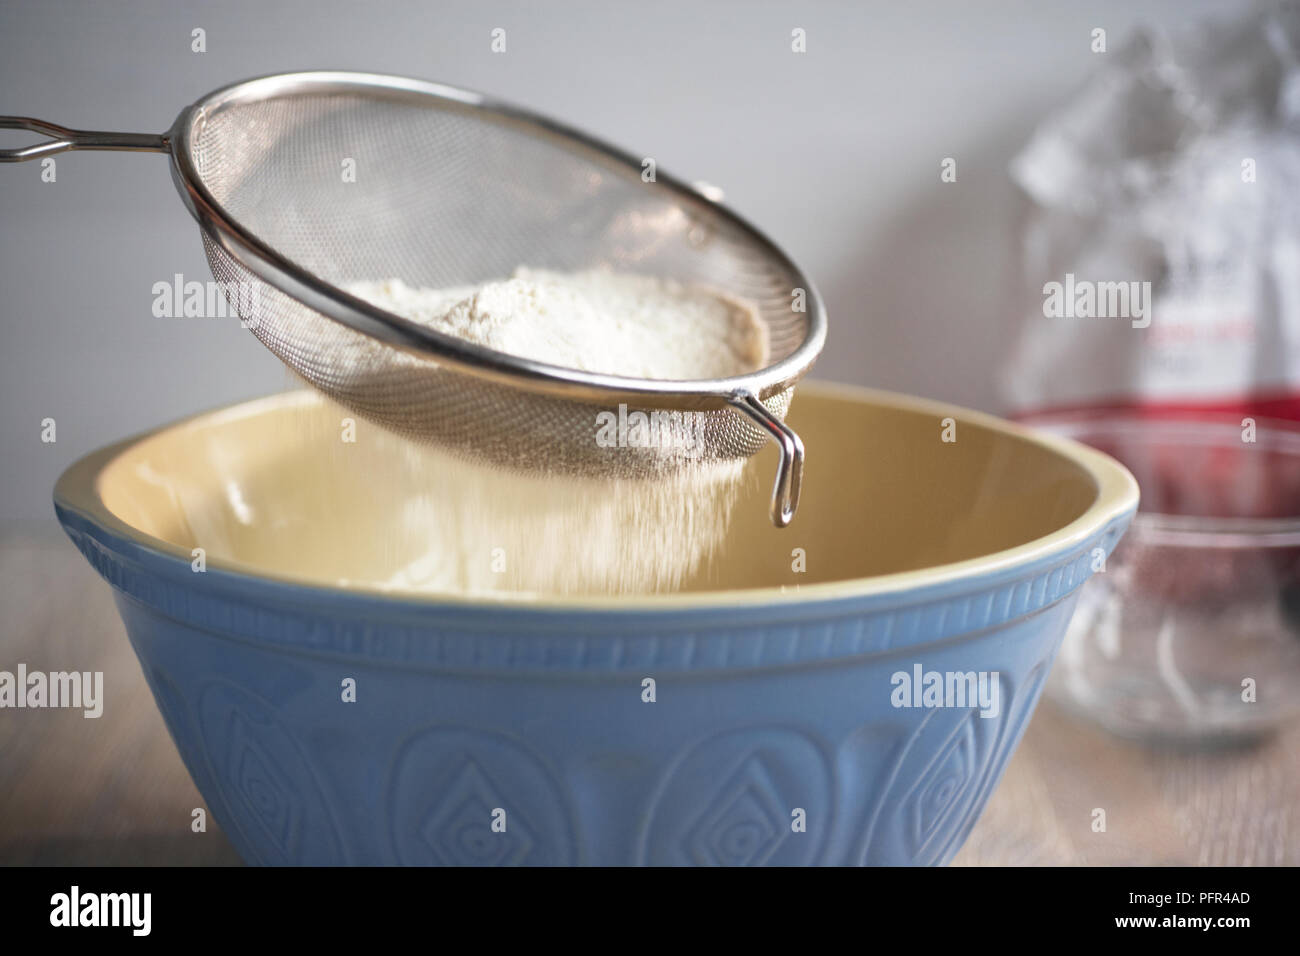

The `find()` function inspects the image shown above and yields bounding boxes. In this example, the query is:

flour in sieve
[345,267,768,378]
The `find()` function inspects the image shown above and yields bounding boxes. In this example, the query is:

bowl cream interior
[78,382,1116,598]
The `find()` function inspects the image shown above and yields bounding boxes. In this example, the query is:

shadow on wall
[815,115,1044,416]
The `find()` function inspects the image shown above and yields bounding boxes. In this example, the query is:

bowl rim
[1022,411,1300,548]
[52,380,1139,611]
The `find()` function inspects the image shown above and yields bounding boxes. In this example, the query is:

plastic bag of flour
[1002,2,1300,422]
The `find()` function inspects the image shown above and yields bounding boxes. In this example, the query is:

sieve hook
[0,116,168,162]
[728,392,804,527]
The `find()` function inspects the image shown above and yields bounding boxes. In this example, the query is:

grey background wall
[0,0,1236,523]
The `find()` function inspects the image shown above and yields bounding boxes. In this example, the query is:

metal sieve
[1,71,826,525]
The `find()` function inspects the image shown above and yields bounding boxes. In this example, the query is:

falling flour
[330,267,770,596]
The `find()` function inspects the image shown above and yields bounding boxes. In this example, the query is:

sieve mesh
[185,79,817,477]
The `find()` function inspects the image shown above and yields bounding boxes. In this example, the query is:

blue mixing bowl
[54,383,1137,865]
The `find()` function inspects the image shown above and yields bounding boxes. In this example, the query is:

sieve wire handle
[729,392,804,528]
[0,116,168,162]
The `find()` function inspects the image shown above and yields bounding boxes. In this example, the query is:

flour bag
[1002,2,1300,423]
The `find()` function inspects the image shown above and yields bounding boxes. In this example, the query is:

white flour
[336,268,769,595]
[345,267,767,378]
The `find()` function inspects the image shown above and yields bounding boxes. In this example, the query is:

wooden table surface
[1,527,1294,866]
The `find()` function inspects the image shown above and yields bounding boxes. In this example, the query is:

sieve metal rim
[167,71,827,410]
